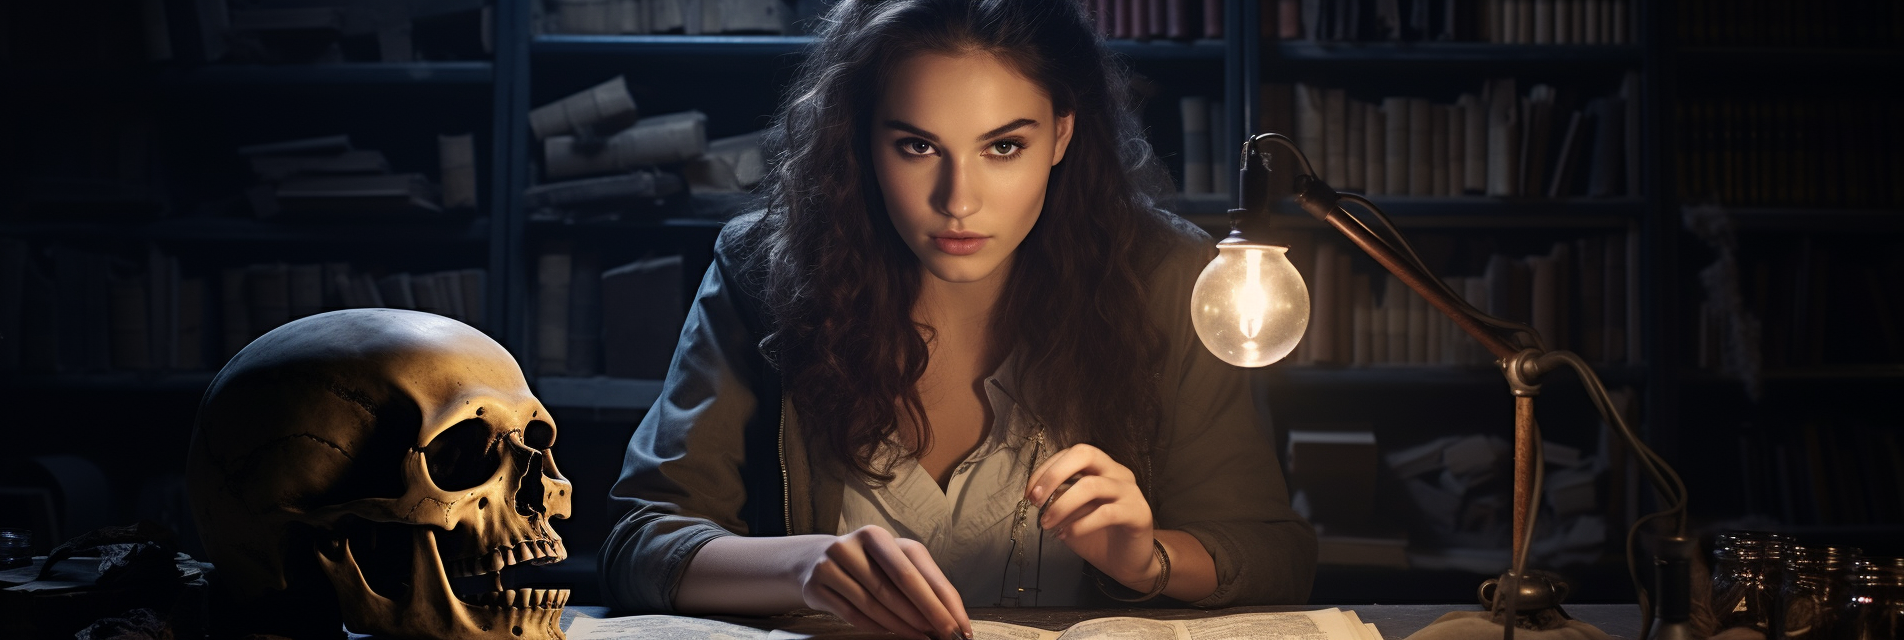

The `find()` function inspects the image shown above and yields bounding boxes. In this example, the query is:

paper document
[975,608,1381,640]
[567,609,1382,640]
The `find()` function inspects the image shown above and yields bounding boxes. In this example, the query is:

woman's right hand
[797,525,973,640]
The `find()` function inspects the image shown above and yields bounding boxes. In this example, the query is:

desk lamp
[1192,133,1692,640]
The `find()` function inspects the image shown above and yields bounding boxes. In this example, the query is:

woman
[601,0,1316,637]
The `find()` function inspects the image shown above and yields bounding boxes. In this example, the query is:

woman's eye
[990,141,1023,157]
[901,140,935,156]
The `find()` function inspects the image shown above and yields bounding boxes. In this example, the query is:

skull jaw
[313,527,566,640]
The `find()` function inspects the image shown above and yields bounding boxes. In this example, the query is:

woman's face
[872,51,1074,286]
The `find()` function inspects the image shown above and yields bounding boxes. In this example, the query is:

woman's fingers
[827,532,934,635]
[900,540,974,639]
[1025,444,1133,505]
[864,536,967,640]
[1038,474,1117,532]
[806,578,926,640]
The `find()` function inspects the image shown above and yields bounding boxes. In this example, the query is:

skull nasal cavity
[515,451,547,517]
[523,420,555,449]
[424,419,503,492]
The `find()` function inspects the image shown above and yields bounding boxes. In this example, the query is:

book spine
[1181,96,1211,195]
[536,252,572,376]
[1407,98,1433,196]
[1323,88,1347,186]
[1364,102,1387,196]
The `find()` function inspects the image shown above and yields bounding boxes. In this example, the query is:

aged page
[566,614,773,640]
[974,620,1064,640]
[1055,617,1186,640]
[1181,608,1366,640]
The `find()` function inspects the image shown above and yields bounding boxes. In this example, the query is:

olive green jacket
[600,210,1316,612]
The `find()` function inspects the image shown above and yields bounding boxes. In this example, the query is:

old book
[1407,98,1433,196]
[704,0,788,34]
[1546,109,1586,198]
[1259,83,1301,183]
[109,276,152,371]
[1574,235,1605,361]
[411,272,447,318]
[246,263,290,339]
[544,111,708,180]
[1625,225,1642,363]
[687,130,767,194]
[1384,275,1406,364]
[1323,88,1347,185]
[525,170,684,211]
[176,277,205,370]
[220,268,249,359]
[1311,242,1339,364]
[1586,96,1626,198]
[1351,298,1371,366]
[439,133,478,209]
[249,150,389,182]
[1294,85,1327,180]
[1344,101,1366,192]
[1429,103,1449,197]
[1335,251,1353,360]
[459,269,486,331]
[1277,0,1301,39]
[1604,230,1628,364]
[1210,99,1229,195]
[237,134,351,157]
[274,173,442,215]
[1364,102,1386,196]
[146,249,176,372]
[1382,97,1409,195]
[1444,102,1464,196]
[1179,96,1211,195]
[0,240,25,372]
[1284,231,1317,365]
[1406,285,1427,364]
[1533,0,1552,43]
[1459,93,1487,194]
[1484,78,1520,196]
[287,263,323,320]
[1203,0,1222,39]
[378,273,417,310]
[433,271,467,323]
[529,75,639,141]
[1529,254,1557,350]
[1519,84,1556,197]
[569,609,1379,640]
[568,252,603,376]
[536,253,572,376]
[602,255,685,380]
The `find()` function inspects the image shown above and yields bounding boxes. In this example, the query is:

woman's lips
[932,235,987,256]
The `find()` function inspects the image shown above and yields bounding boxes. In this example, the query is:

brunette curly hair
[743,0,1179,487]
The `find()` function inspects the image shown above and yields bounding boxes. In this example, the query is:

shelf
[1675,47,1904,71]
[537,376,663,411]
[1685,364,1904,384]
[1266,42,1643,65]
[533,34,1226,61]
[1697,207,1904,232]
[1261,364,1647,387]
[155,62,495,86]
[1180,196,1644,230]
[4,372,215,392]
[533,34,810,57]
[1,217,491,244]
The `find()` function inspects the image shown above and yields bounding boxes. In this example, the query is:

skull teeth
[447,538,568,577]
[467,587,569,610]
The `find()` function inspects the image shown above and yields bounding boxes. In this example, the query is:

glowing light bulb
[1190,240,1310,367]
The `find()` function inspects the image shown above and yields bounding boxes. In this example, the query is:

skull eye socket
[424,418,503,492]
[524,420,556,450]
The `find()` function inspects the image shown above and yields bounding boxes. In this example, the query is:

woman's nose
[933,156,980,219]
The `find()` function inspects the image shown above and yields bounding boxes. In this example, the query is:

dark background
[1,0,1900,610]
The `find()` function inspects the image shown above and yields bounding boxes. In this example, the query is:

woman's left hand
[1024,444,1160,590]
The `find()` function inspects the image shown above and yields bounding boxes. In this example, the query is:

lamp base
[1402,571,1613,640]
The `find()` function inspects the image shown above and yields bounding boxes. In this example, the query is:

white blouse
[835,377,1091,607]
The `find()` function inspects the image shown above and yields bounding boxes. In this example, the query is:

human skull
[186,309,572,640]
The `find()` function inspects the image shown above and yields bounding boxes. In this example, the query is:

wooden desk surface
[561,604,1644,639]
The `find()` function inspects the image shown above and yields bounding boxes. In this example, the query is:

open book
[566,608,1383,640]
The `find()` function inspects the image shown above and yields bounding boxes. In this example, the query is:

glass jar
[1784,546,1860,640]
[0,528,29,570]
[1712,531,1797,636]
[1836,557,1904,640]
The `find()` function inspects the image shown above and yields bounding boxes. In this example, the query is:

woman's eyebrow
[883,117,1041,142]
